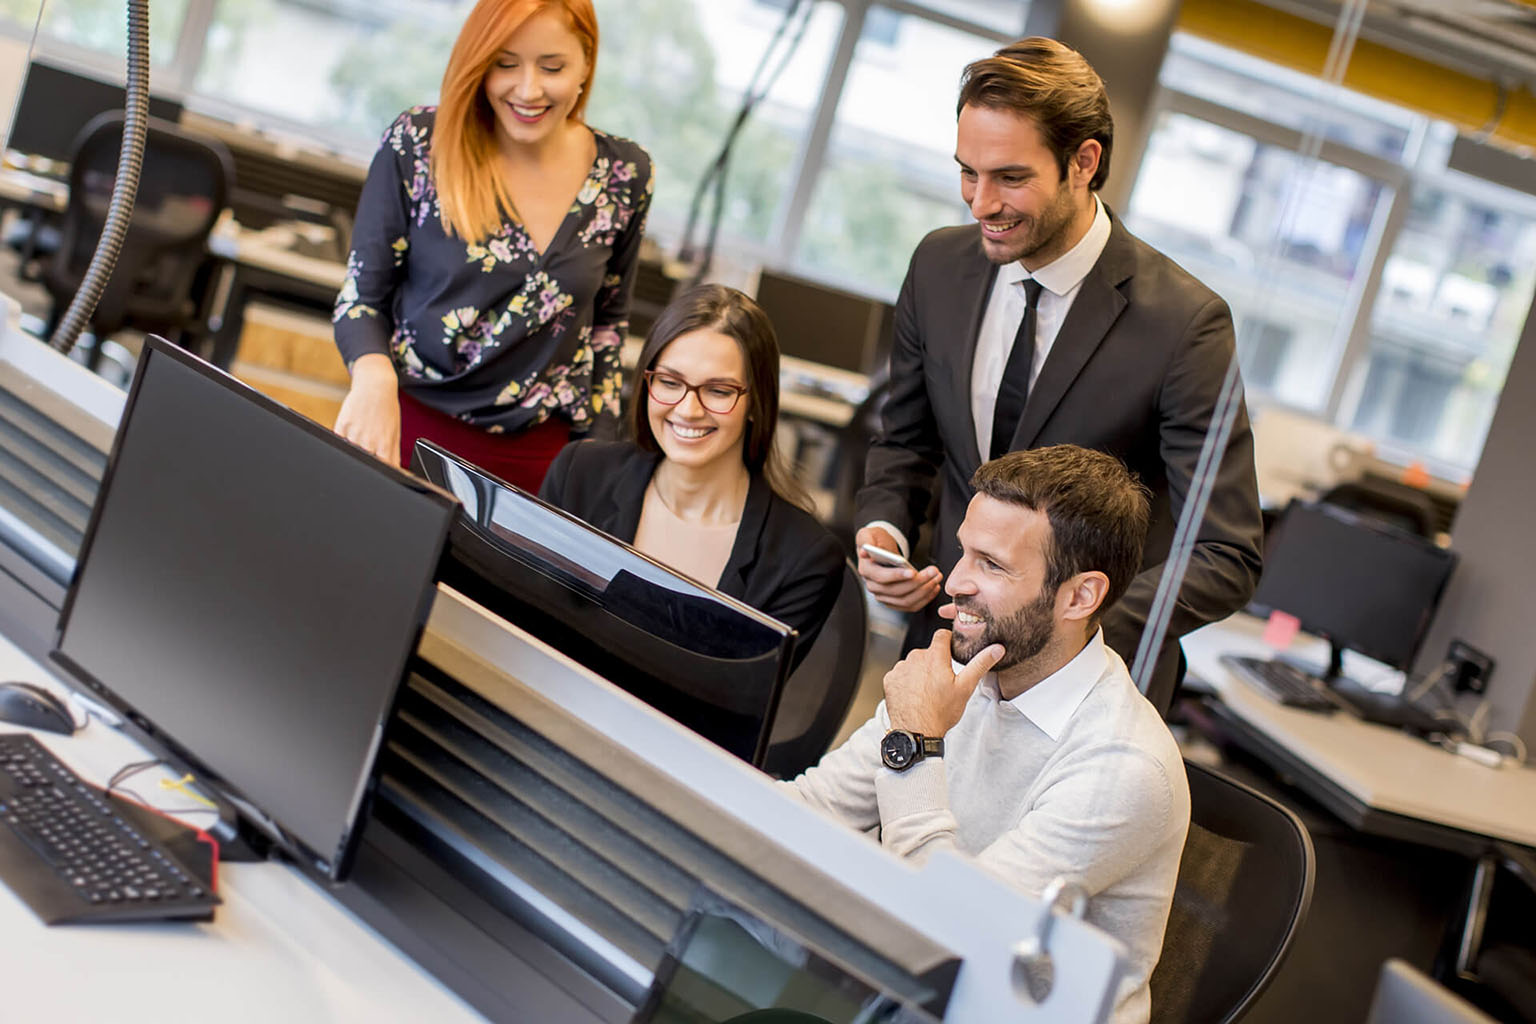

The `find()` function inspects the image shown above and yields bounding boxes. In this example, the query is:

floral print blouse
[334,107,654,435]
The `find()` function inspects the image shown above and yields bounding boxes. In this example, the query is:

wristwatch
[880,729,944,772]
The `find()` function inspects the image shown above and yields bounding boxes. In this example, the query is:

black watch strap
[881,729,945,772]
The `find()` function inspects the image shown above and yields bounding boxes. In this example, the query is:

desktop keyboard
[0,733,220,924]
[1219,654,1342,712]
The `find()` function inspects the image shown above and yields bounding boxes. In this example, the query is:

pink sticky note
[1262,610,1301,650]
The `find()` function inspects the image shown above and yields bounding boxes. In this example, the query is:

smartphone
[859,542,914,571]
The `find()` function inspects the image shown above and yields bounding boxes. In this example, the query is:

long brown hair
[433,0,599,243]
[631,285,811,512]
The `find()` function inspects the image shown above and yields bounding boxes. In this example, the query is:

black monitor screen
[755,269,894,375]
[411,440,795,765]
[634,891,946,1023]
[1250,501,1456,670]
[7,61,183,163]
[53,338,455,880]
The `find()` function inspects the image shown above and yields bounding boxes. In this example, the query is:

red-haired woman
[333,0,652,491]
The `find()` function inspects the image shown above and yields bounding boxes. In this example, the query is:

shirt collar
[990,628,1109,741]
[1001,195,1111,297]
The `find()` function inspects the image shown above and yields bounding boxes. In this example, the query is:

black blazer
[857,214,1265,713]
[540,440,845,669]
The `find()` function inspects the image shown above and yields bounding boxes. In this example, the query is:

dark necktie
[990,278,1044,461]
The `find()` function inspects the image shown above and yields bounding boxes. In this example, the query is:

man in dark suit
[855,37,1264,715]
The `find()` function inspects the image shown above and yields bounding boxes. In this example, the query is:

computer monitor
[754,268,895,375]
[52,337,456,881]
[634,890,948,1022]
[1249,500,1456,680]
[6,61,183,164]
[410,439,796,766]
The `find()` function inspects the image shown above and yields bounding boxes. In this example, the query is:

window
[193,0,463,155]
[1126,111,1392,411]
[793,6,997,296]
[1129,32,1536,480]
[587,0,843,247]
[3,0,191,68]
[1345,179,1536,470]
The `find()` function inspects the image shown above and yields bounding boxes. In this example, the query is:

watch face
[881,730,918,770]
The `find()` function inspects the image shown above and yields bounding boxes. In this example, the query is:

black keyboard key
[0,733,219,924]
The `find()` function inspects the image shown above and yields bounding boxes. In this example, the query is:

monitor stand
[205,800,274,864]
[1281,643,1452,738]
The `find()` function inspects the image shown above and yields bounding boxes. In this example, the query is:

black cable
[679,0,815,284]
[50,0,151,356]
[106,758,220,818]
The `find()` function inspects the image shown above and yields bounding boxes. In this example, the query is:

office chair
[1149,761,1315,1024]
[1443,842,1536,1023]
[1368,960,1497,1024]
[761,560,868,779]
[42,112,232,362]
[1320,476,1441,539]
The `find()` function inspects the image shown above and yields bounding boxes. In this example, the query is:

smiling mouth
[954,608,986,627]
[509,103,551,123]
[980,219,1022,238]
[667,422,715,440]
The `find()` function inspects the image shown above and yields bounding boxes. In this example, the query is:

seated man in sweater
[785,444,1190,1024]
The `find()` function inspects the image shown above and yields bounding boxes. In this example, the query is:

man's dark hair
[957,36,1115,192]
[971,445,1151,622]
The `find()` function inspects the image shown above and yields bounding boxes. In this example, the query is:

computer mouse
[0,682,77,736]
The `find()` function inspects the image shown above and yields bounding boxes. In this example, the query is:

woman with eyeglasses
[540,284,844,667]
[333,0,652,492]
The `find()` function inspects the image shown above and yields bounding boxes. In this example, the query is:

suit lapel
[718,473,772,598]
[605,449,659,543]
[1013,216,1136,449]
[953,238,998,472]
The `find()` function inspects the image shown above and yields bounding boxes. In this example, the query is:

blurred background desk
[1184,613,1536,855]
[1178,613,1536,1024]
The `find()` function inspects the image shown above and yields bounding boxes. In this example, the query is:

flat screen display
[54,338,455,880]
[8,61,183,163]
[1250,501,1456,670]
[754,269,894,375]
[412,440,795,766]
[633,892,946,1023]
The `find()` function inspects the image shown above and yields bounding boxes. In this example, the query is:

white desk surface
[207,225,349,291]
[0,635,484,1023]
[1185,614,1536,848]
[0,163,68,212]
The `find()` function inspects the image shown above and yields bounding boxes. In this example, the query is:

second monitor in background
[1250,500,1456,682]
[1226,500,1458,733]
[7,60,183,165]
[753,269,894,377]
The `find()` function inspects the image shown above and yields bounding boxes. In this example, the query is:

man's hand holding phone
[855,525,944,613]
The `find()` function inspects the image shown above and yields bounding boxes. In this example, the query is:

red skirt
[399,391,570,494]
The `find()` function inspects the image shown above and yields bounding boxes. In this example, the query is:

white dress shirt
[785,629,1190,1024]
[970,195,1112,461]
[866,198,1112,559]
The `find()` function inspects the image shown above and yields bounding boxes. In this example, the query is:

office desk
[0,164,68,213]
[0,635,482,1023]
[1183,614,1536,855]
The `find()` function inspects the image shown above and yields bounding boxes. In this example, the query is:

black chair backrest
[1320,477,1440,539]
[1150,761,1315,1024]
[46,111,232,335]
[761,560,867,779]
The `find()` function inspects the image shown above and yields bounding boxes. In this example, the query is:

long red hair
[433,0,599,243]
